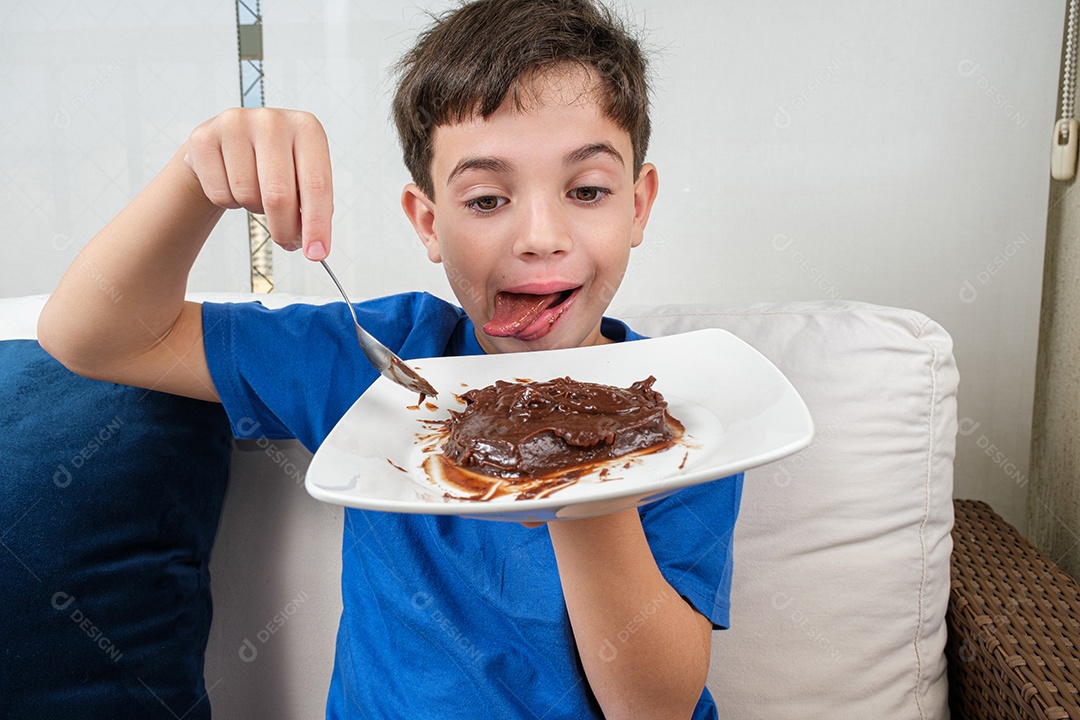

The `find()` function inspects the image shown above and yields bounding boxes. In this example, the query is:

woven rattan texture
[947,499,1080,719]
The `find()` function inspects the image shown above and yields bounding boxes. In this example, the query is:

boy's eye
[570,186,610,203]
[465,196,506,213]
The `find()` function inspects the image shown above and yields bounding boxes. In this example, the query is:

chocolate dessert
[441,376,677,480]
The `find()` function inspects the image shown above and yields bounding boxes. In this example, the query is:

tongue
[483,291,563,337]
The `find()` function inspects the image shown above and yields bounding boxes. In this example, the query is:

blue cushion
[0,340,230,719]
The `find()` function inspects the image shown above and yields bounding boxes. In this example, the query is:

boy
[39,0,743,717]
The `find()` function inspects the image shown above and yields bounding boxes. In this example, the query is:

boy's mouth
[483,288,579,339]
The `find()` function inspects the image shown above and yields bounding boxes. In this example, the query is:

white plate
[305,329,814,522]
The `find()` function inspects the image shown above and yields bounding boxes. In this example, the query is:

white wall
[0,1,250,296]
[0,0,1065,531]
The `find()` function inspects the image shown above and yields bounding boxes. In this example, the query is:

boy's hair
[392,0,650,199]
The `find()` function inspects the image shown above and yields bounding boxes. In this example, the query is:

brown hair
[392,0,651,198]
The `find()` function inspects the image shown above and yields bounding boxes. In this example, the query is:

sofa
[2,292,1078,719]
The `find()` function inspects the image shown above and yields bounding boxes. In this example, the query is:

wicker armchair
[948,499,1080,718]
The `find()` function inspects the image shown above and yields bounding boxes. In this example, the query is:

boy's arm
[547,510,713,720]
[38,109,333,401]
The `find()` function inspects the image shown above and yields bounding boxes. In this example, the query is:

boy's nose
[512,198,573,258]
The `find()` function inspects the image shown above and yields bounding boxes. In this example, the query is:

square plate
[305,329,814,522]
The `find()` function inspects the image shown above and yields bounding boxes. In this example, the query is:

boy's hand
[183,108,333,261]
[40,108,334,403]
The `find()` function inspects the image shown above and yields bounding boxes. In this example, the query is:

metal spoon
[320,259,438,399]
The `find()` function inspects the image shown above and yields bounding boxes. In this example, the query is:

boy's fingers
[220,135,261,213]
[254,136,302,251]
[188,141,236,211]
[292,115,333,260]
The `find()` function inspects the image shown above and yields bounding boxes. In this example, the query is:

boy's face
[401,66,658,354]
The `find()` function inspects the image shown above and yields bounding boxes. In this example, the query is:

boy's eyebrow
[564,142,625,168]
[446,157,515,186]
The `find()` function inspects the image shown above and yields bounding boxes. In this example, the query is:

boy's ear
[401,183,442,263]
[630,163,659,249]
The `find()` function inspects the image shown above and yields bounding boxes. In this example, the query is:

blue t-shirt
[202,291,742,719]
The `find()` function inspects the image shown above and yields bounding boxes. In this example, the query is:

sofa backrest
[1,294,956,719]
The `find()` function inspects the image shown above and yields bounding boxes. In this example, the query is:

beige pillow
[616,301,956,720]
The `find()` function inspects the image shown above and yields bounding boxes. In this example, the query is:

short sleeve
[639,473,744,629]
[200,292,465,451]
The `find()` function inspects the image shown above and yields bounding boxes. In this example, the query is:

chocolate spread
[441,376,676,481]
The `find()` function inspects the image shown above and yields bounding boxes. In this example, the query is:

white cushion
[1,295,956,719]
[0,294,48,339]
[0,292,336,341]
[616,300,955,720]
